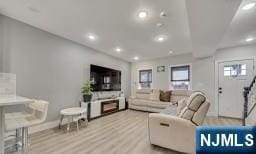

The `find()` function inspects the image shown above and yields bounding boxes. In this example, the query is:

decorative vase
[83,94,92,102]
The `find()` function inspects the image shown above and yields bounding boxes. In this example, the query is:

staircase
[243,75,256,126]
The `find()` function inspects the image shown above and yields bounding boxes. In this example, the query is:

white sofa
[128,89,191,112]
[148,92,210,154]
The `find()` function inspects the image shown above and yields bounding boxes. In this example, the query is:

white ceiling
[187,0,241,57]
[0,0,255,62]
[219,0,256,49]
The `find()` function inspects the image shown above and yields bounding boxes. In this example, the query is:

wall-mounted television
[90,64,121,91]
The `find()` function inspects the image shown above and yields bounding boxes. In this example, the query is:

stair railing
[243,75,256,126]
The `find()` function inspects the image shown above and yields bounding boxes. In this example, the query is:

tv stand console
[82,97,125,120]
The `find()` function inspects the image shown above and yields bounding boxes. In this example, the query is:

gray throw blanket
[160,105,177,116]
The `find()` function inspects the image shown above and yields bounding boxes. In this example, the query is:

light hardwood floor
[29,110,241,154]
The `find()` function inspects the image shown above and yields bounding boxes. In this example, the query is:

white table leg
[67,117,71,132]
[0,107,5,154]
[76,120,79,131]
[85,118,89,127]
[59,115,64,129]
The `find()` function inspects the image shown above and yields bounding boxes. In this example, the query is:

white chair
[5,100,49,154]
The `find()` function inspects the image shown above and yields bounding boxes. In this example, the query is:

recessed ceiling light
[158,37,164,41]
[88,35,96,40]
[246,37,254,42]
[133,56,139,60]
[138,11,148,19]
[169,51,173,54]
[115,47,123,53]
[242,3,256,10]
[86,33,97,41]
[155,35,168,42]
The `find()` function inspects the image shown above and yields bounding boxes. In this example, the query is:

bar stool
[5,103,34,120]
[5,102,36,149]
[5,100,49,154]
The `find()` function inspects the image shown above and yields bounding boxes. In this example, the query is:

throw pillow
[160,90,172,102]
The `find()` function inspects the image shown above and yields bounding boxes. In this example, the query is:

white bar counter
[0,96,33,154]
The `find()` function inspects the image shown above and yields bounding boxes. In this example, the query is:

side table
[59,107,88,132]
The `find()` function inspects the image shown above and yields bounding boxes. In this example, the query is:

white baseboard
[5,120,61,137]
[29,120,59,134]
[207,111,218,116]
[29,118,70,134]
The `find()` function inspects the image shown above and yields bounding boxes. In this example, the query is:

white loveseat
[128,89,191,112]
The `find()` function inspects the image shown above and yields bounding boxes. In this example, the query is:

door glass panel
[224,67,231,71]
[241,70,246,75]
[224,64,247,77]
[231,70,237,76]
[241,64,246,69]
[224,70,231,76]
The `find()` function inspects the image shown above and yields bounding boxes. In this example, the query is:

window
[224,64,246,77]
[139,69,152,88]
[170,65,190,90]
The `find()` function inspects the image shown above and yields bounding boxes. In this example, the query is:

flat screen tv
[90,64,121,91]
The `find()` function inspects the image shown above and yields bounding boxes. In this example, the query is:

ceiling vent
[160,11,167,18]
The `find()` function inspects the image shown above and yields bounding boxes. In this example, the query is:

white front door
[218,59,254,119]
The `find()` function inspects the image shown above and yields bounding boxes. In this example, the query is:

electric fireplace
[101,99,119,114]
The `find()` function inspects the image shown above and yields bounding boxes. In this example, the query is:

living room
[0,0,256,154]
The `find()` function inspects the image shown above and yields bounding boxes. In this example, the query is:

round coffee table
[59,107,87,132]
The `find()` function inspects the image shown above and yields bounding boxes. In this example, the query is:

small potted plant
[82,80,93,102]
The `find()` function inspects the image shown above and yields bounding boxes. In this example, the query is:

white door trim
[214,57,255,117]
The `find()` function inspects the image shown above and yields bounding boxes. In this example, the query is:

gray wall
[0,15,131,122]
[131,44,256,115]
[131,54,215,113]
[0,15,3,72]
[215,45,256,60]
